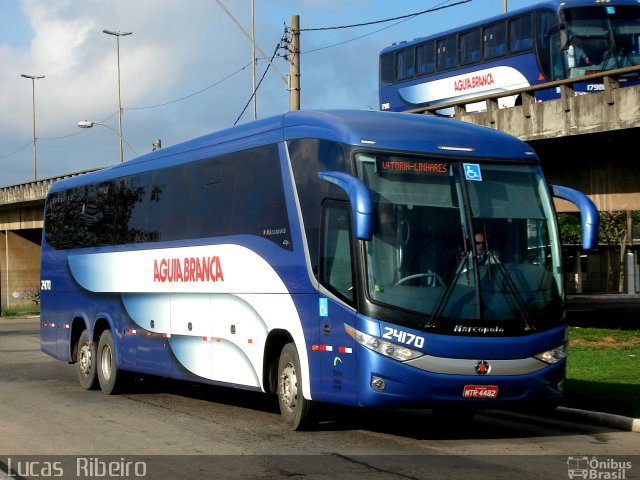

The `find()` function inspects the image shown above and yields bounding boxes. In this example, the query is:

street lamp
[21,73,45,180]
[77,120,138,156]
[103,29,132,163]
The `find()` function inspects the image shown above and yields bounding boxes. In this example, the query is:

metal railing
[405,64,640,119]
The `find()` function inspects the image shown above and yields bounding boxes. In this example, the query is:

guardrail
[406,64,640,119]
[0,168,104,207]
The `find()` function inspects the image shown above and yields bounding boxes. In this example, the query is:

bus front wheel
[277,343,314,430]
[77,329,98,390]
[96,330,123,395]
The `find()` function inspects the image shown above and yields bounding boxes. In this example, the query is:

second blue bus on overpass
[380,0,640,112]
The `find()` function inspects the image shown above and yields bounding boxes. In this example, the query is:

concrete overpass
[0,170,99,311]
[1,68,639,309]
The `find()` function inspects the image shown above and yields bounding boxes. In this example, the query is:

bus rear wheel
[277,343,314,430]
[77,329,98,390]
[96,329,124,395]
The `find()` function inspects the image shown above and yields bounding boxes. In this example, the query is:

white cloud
[1,0,504,186]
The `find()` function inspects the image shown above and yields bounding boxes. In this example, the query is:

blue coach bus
[379,0,640,112]
[40,110,597,430]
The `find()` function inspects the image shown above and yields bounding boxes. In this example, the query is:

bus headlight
[534,344,567,364]
[344,324,423,362]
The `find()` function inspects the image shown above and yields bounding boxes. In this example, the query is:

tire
[96,330,123,395]
[76,329,98,390]
[277,343,314,430]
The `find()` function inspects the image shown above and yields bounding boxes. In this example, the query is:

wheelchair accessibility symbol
[463,163,482,181]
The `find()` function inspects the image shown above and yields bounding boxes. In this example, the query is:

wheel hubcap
[100,344,113,381]
[279,361,298,412]
[79,344,92,375]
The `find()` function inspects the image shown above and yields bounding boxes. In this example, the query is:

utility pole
[289,15,300,111]
[504,0,508,13]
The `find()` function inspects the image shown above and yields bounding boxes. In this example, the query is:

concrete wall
[0,229,41,310]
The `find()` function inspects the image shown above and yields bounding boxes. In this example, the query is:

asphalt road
[0,317,638,480]
[566,294,640,329]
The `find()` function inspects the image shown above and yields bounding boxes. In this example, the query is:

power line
[299,0,473,32]
[39,112,119,141]
[0,141,31,160]
[126,63,252,110]
[234,41,283,126]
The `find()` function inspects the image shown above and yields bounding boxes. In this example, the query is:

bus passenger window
[459,29,481,65]
[380,53,394,83]
[396,48,415,80]
[320,202,354,303]
[416,42,435,75]
[437,36,457,70]
[483,22,506,58]
[509,14,533,53]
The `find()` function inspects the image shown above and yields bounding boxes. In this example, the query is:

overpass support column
[627,251,637,294]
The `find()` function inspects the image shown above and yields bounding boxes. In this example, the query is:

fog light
[371,376,386,392]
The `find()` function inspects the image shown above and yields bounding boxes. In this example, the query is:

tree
[598,211,640,292]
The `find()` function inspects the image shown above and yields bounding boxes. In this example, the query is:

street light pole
[21,74,45,180]
[103,29,132,163]
[77,120,139,156]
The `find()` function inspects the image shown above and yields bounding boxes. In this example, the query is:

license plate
[463,385,499,398]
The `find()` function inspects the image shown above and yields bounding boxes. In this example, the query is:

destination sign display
[376,158,449,175]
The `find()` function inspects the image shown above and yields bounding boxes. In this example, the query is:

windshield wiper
[426,252,474,328]
[426,251,535,331]
[485,252,534,331]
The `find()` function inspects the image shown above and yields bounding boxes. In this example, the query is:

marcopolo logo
[567,456,632,479]
[453,325,505,334]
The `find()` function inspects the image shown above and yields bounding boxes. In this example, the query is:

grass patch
[563,327,640,418]
[1,305,40,317]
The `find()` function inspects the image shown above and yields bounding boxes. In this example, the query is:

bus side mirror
[551,184,599,251]
[318,171,373,240]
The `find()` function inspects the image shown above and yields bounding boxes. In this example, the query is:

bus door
[316,200,358,404]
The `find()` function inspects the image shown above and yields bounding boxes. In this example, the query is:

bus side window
[483,22,506,58]
[459,28,481,65]
[319,201,354,304]
[396,47,415,80]
[509,14,533,53]
[437,36,457,70]
[380,53,394,83]
[416,41,435,75]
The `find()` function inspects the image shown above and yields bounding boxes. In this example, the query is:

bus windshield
[564,5,640,77]
[357,153,563,329]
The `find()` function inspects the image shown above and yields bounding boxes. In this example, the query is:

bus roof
[49,110,537,192]
[381,0,640,54]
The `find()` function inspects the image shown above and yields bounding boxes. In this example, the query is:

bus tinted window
[396,48,414,80]
[380,53,394,83]
[536,10,561,80]
[483,22,507,58]
[117,172,154,244]
[288,138,351,272]
[509,14,533,52]
[320,201,354,304]
[437,36,457,70]
[44,144,291,250]
[416,41,435,75]
[459,28,482,65]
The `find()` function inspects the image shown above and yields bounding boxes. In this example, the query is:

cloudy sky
[0,0,534,187]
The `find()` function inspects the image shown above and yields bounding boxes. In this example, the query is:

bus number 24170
[382,327,425,348]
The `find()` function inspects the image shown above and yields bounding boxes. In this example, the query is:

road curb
[484,408,640,433]
[556,407,640,433]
